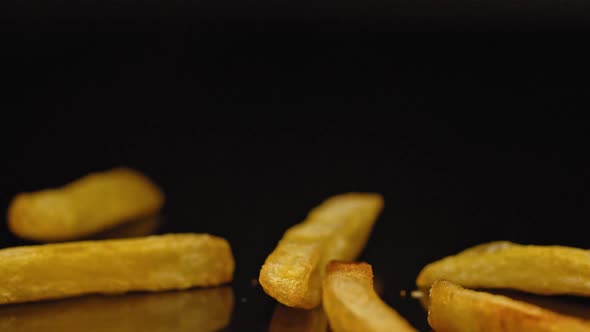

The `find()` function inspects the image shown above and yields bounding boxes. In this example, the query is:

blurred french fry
[322,261,417,332]
[91,215,162,240]
[269,304,328,332]
[259,193,383,308]
[417,241,590,296]
[0,233,234,305]
[0,287,233,332]
[428,280,590,332]
[8,167,164,242]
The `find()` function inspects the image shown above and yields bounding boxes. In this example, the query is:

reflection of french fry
[417,241,590,297]
[0,234,234,305]
[269,304,328,332]
[90,215,162,240]
[8,167,164,242]
[323,261,417,332]
[428,280,590,332]
[0,287,233,332]
[260,193,383,309]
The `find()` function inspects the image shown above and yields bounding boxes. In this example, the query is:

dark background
[1,1,590,330]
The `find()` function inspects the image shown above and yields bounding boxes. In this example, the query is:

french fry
[0,287,233,332]
[8,167,164,242]
[417,241,590,296]
[259,193,383,308]
[428,280,590,332]
[0,233,234,305]
[322,261,417,332]
[268,304,328,332]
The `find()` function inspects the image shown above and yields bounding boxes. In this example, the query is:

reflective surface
[1,66,587,331]
[0,287,233,332]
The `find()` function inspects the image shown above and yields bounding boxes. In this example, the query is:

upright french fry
[322,261,417,332]
[417,241,590,296]
[0,233,234,305]
[0,287,233,332]
[8,167,165,241]
[259,193,383,308]
[269,304,328,332]
[428,280,590,332]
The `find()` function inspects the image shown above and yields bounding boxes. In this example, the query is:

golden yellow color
[259,193,383,308]
[269,304,328,332]
[322,261,417,332]
[0,287,233,332]
[417,241,590,296]
[428,280,590,332]
[8,167,165,241]
[0,233,234,305]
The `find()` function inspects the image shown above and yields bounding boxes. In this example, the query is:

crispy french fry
[490,289,590,321]
[259,193,383,308]
[417,241,590,296]
[418,286,590,321]
[0,233,234,305]
[428,280,590,332]
[0,287,233,332]
[322,261,417,332]
[269,304,328,332]
[8,167,164,242]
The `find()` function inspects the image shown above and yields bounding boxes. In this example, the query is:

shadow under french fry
[0,286,233,332]
[269,303,328,332]
[89,215,162,240]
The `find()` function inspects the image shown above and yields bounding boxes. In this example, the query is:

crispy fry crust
[259,193,383,308]
[428,280,590,332]
[0,234,234,305]
[322,261,417,332]
[0,287,233,332]
[269,304,328,332]
[417,241,590,296]
[8,167,165,242]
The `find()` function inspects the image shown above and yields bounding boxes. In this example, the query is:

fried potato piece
[0,287,233,332]
[0,233,234,305]
[322,261,417,332]
[8,167,165,242]
[259,193,383,308]
[417,241,590,296]
[428,280,590,332]
[269,304,328,332]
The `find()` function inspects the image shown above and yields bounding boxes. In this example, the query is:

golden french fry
[428,280,590,332]
[259,193,383,309]
[0,233,234,305]
[490,289,590,321]
[0,287,233,332]
[8,167,165,242]
[417,241,590,296]
[269,304,328,332]
[322,261,417,332]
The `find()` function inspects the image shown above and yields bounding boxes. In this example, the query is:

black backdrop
[1,3,590,330]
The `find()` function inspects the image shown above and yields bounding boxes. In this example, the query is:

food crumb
[400,290,407,297]
[241,297,248,303]
[411,290,424,299]
[250,278,259,287]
